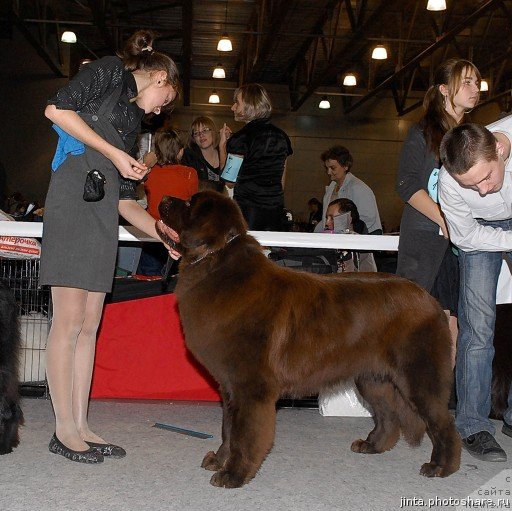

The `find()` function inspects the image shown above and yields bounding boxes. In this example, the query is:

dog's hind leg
[210,386,279,488]
[202,386,232,471]
[351,375,401,454]
[408,390,461,478]
[395,355,460,478]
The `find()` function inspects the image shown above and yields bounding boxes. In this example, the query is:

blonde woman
[220,83,293,230]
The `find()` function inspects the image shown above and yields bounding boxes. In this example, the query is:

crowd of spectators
[3,192,44,222]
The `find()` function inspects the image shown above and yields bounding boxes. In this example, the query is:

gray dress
[395,124,458,313]
[41,76,139,292]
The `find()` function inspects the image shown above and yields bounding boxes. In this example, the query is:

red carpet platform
[90,294,220,401]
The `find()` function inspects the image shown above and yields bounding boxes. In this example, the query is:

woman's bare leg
[73,291,107,443]
[46,287,89,451]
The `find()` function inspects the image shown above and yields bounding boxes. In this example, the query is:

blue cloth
[51,124,85,171]
[456,217,512,438]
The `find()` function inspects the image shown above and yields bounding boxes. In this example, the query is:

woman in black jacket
[220,84,293,231]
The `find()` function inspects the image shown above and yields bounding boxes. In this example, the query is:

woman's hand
[164,242,182,261]
[158,224,181,260]
[219,123,232,146]
[109,147,149,180]
[45,106,150,180]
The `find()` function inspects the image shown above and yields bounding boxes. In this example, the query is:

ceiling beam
[86,0,116,53]
[116,1,183,19]
[344,0,502,115]
[245,0,292,82]
[284,0,340,83]
[10,10,65,78]
[291,0,397,112]
[344,0,356,30]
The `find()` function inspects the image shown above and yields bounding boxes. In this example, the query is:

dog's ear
[180,197,219,249]
[180,191,246,251]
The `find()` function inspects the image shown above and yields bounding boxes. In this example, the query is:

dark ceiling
[6,0,512,115]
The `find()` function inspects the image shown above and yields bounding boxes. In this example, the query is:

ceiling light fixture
[209,90,221,104]
[217,0,233,52]
[212,63,226,79]
[480,79,489,92]
[217,35,232,52]
[371,45,387,60]
[343,73,357,86]
[426,0,447,11]
[318,96,331,109]
[61,31,77,44]
[60,31,99,60]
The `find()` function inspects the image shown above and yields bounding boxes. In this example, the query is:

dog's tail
[394,388,426,447]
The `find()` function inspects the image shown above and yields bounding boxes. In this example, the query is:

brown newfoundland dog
[157,191,460,488]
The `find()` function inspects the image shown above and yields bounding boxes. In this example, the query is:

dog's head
[157,191,248,262]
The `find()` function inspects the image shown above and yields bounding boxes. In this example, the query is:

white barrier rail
[0,222,400,251]
[5,222,512,303]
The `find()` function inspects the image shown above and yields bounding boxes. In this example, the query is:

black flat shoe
[85,441,126,459]
[49,434,104,464]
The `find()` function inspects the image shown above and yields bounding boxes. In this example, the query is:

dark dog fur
[491,304,512,420]
[157,191,461,488]
[0,280,23,454]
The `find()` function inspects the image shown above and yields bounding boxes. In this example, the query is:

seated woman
[324,198,377,273]
[181,116,224,192]
[138,129,198,275]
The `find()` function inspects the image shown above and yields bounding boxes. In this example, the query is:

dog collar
[188,233,241,266]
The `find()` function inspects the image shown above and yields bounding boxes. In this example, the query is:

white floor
[1,398,511,511]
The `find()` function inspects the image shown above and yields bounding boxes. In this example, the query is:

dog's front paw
[350,439,378,454]
[201,450,222,471]
[420,462,452,478]
[210,469,246,488]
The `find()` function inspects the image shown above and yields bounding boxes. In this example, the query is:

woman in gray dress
[396,58,481,367]
[41,30,179,463]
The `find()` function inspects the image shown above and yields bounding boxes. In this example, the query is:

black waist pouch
[83,169,106,202]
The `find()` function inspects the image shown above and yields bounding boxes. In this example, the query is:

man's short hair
[440,123,498,175]
[320,146,353,172]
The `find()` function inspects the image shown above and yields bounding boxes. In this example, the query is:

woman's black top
[226,118,292,208]
[181,146,220,182]
[181,146,223,191]
[48,56,145,200]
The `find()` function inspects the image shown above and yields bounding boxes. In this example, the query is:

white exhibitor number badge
[221,154,244,183]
